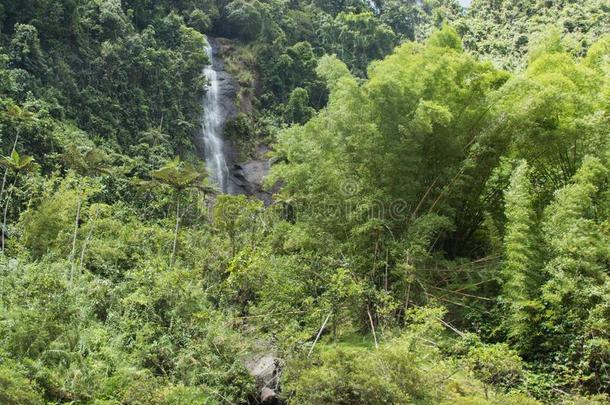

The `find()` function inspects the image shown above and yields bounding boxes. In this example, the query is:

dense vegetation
[0,0,608,404]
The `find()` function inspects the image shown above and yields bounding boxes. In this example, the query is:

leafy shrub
[0,362,44,405]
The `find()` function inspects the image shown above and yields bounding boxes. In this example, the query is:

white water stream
[201,39,230,193]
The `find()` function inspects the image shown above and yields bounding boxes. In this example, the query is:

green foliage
[187,9,211,33]
[528,27,565,64]
[284,87,315,124]
[537,157,610,391]
[213,194,264,257]
[146,157,210,193]
[498,38,609,195]
[457,0,610,70]
[0,149,36,172]
[285,307,532,404]
[0,254,255,404]
[427,23,463,50]
[224,0,264,40]
[22,175,85,258]
[467,342,524,391]
[377,0,427,41]
[0,1,207,155]
[0,361,44,404]
[0,1,609,403]
[324,11,397,75]
[502,161,544,349]
[9,23,44,73]
[271,25,508,326]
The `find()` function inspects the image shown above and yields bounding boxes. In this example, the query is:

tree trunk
[229,227,237,259]
[332,304,338,342]
[405,282,411,315]
[171,195,180,268]
[78,207,99,273]
[0,132,19,211]
[367,306,379,349]
[69,191,83,282]
[384,249,389,291]
[308,312,331,358]
[1,178,17,253]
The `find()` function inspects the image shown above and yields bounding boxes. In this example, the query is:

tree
[322,268,365,341]
[325,11,397,74]
[140,157,214,266]
[284,87,315,125]
[139,127,170,148]
[502,161,542,348]
[62,145,110,280]
[213,194,263,258]
[0,104,36,212]
[224,0,264,40]
[378,0,425,41]
[9,23,45,73]
[0,362,44,405]
[0,150,37,252]
[466,339,524,398]
[538,157,610,391]
[499,34,609,196]
[457,0,610,70]
[271,25,507,324]
[188,8,211,33]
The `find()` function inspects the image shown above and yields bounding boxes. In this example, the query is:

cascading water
[366,0,379,13]
[201,39,230,193]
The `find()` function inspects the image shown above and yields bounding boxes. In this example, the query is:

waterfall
[366,0,379,13]
[201,39,230,193]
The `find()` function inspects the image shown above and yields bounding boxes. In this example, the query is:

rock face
[245,354,281,404]
[232,144,278,205]
[195,37,274,201]
[206,37,238,121]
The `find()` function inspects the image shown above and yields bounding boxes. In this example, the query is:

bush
[467,343,524,392]
[0,362,44,405]
[284,307,507,404]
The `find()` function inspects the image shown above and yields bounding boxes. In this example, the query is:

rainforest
[0,0,609,404]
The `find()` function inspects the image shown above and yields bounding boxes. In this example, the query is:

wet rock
[231,144,280,205]
[206,37,239,125]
